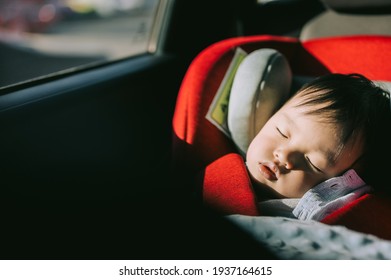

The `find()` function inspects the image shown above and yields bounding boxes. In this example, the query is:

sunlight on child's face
[246,95,364,198]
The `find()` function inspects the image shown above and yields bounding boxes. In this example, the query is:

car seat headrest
[228,48,292,156]
[322,0,391,14]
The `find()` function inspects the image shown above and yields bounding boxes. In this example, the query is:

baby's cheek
[280,172,312,197]
[246,139,263,162]
[301,173,328,192]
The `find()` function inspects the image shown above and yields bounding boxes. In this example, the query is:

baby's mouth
[258,162,279,181]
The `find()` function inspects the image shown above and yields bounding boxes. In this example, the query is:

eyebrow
[327,151,338,164]
[327,143,343,166]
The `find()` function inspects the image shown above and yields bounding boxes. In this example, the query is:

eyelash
[305,156,323,173]
[276,127,288,138]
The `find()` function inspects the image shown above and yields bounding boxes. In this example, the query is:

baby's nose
[274,149,299,170]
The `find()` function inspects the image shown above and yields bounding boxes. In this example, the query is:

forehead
[287,89,330,109]
[282,91,339,126]
[281,93,336,124]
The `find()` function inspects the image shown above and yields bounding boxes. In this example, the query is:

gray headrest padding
[322,0,391,13]
[300,11,391,41]
[374,80,391,94]
[228,49,292,156]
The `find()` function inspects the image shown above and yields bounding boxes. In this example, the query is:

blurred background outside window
[0,0,159,88]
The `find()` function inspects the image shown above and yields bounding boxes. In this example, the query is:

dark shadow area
[0,187,277,260]
[237,0,325,37]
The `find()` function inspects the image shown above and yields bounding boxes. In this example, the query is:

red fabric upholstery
[172,34,391,240]
[321,194,391,240]
[203,153,259,216]
[302,35,391,80]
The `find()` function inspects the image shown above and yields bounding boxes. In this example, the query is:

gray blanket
[227,215,391,260]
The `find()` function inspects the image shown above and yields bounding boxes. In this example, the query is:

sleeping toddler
[245,73,390,220]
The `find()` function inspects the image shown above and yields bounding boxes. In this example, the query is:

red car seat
[172,34,391,240]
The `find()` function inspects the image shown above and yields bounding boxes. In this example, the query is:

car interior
[0,0,390,259]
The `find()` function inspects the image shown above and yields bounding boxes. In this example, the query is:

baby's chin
[248,174,286,200]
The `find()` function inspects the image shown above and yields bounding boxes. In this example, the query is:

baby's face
[246,95,364,198]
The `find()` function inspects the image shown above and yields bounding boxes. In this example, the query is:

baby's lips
[258,162,278,181]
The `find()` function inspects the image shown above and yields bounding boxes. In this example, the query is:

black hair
[295,73,390,193]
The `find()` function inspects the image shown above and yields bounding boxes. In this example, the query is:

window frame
[0,0,174,93]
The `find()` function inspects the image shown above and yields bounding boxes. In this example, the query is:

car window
[0,0,161,89]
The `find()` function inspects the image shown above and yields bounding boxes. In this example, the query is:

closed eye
[276,127,288,138]
[305,156,324,174]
